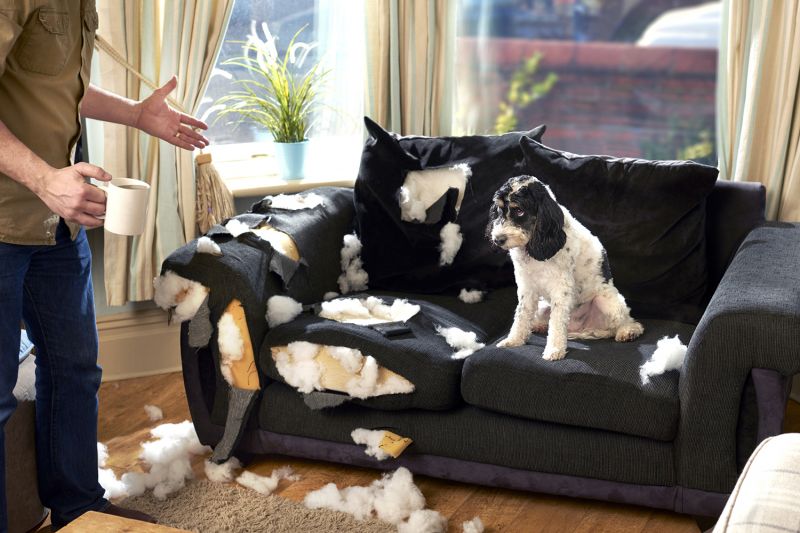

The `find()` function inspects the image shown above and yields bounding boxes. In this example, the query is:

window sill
[206,136,360,198]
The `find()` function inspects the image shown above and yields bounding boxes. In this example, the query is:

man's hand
[34,163,112,228]
[133,75,209,151]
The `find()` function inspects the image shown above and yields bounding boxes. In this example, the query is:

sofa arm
[676,223,800,494]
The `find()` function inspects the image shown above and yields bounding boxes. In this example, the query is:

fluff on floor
[144,404,164,422]
[98,421,212,500]
[462,516,485,533]
[319,296,419,325]
[271,342,414,399]
[639,335,688,384]
[338,233,369,294]
[436,326,485,359]
[304,467,447,533]
[153,271,209,323]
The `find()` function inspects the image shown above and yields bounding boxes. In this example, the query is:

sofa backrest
[705,180,766,300]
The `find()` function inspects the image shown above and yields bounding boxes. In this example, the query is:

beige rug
[120,480,395,533]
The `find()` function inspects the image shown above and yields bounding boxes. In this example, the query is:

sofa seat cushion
[462,320,695,441]
[261,294,498,411]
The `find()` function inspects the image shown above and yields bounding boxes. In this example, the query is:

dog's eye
[510,207,525,218]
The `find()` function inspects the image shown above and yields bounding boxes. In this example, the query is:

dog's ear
[526,183,566,261]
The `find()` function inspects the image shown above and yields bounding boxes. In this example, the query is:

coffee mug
[96,177,151,235]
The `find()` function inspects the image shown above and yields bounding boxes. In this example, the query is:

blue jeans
[0,221,107,531]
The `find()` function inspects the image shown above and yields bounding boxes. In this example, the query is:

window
[455,0,718,165]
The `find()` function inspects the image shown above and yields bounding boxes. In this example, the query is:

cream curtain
[365,0,457,136]
[717,0,800,221]
[92,0,234,305]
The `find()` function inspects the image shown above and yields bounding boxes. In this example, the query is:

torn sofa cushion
[520,137,718,324]
[354,117,546,293]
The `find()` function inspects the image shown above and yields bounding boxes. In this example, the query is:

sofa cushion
[520,137,719,324]
[354,117,545,293]
[462,320,696,441]
[261,295,494,411]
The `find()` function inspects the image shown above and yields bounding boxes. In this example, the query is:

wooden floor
[48,373,800,532]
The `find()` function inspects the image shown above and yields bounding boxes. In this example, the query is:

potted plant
[214,23,327,180]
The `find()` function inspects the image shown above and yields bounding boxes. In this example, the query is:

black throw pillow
[354,117,546,293]
[519,136,718,324]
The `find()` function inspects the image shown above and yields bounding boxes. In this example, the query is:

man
[0,1,209,530]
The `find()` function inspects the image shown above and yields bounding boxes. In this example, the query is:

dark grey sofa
[160,176,800,518]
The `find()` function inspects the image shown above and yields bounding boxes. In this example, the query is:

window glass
[456,0,718,165]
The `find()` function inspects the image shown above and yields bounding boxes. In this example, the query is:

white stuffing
[196,236,222,256]
[323,291,340,301]
[398,509,448,533]
[144,404,164,422]
[458,289,485,304]
[273,341,323,393]
[266,295,303,327]
[436,325,485,359]
[152,270,209,323]
[640,335,688,384]
[264,192,325,210]
[462,516,485,533]
[98,442,109,467]
[235,466,299,495]
[97,420,212,501]
[338,233,369,294]
[224,218,252,237]
[204,456,242,483]
[304,467,442,530]
[272,342,414,398]
[319,296,420,325]
[398,164,471,223]
[439,222,463,266]
[217,311,245,386]
[351,428,391,460]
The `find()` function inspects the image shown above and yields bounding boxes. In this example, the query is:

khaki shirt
[0,0,97,244]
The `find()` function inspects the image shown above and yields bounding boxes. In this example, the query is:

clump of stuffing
[640,335,687,384]
[323,291,340,301]
[320,296,420,325]
[272,342,414,398]
[196,236,222,256]
[458,289,485,304]
[204,456,242,483]
[338,233,369,294]
[97,421,212,500]
[217,311,245,385]
[305,467,445,531]
[263,192,324,210]
[152,271,209,323]
[439,222,463,266]
[266,295,303,328]
[436,326,485,359]
[462,516,485,533]
[351,428,391,460]
[224,218,252,237]
[235,466,300,495]
[398,509,449,533]
[398,164,471,223]
[144,404,163,422]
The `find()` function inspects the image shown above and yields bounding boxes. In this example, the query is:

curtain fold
[365,0,456,136]
[717,0,800,221]
[93,0,234,305]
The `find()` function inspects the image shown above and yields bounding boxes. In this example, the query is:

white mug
[96,177,151,235]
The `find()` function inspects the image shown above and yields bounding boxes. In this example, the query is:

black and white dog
[489,175,643,360]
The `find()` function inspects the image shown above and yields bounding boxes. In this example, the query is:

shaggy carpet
[120,479,395,533]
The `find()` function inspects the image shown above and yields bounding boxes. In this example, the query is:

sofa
[158,120,800,518]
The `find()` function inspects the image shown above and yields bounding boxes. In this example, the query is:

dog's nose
[494,235,507,247]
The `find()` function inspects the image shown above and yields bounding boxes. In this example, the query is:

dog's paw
[497,337,524,348]
[542,345,567,361]
[615,321,644,342]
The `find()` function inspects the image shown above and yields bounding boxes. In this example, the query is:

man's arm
[80,75,209,151]
[0,119,110,228]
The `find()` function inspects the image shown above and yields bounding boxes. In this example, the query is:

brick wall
[457,38,717,159]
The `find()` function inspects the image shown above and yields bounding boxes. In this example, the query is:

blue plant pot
[274,141,309,180]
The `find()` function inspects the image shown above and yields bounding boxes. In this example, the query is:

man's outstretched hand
[134,75,210,151]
